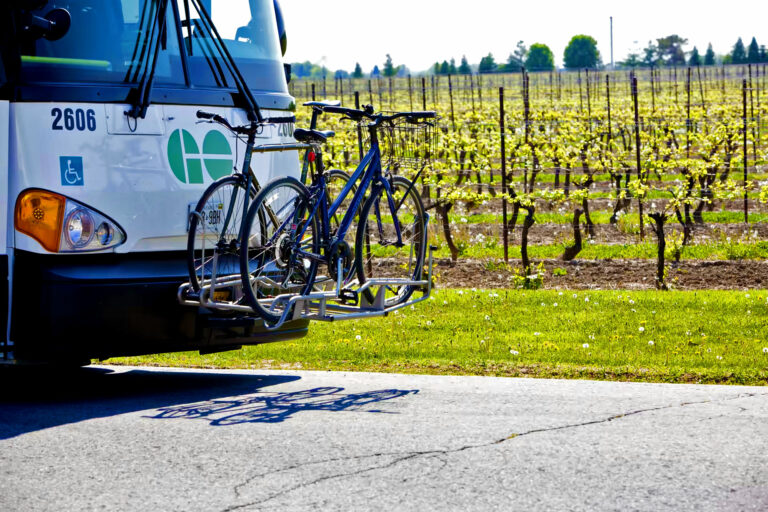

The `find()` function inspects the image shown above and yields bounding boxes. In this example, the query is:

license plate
[188,201,226,233]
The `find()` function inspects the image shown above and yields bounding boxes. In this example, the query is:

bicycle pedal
[338,288,359,306]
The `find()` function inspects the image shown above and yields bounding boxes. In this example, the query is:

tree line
[291,35,768,81]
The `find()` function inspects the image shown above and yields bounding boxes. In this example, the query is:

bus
[0,0,309,365]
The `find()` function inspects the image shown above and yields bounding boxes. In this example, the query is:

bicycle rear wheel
[187,175,255,295]
[240,176,320,324]
[354,176,426,307]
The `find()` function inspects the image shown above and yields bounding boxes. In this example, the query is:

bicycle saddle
[303,100,341,107]
[293,128,335,143]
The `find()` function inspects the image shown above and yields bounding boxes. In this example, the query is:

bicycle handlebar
[196,110,296,135]
[318,105,436,126]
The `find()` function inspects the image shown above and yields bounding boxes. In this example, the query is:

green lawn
[426,240,768,261]
[109,289,768,385]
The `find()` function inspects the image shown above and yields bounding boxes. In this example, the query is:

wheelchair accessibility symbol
[60,156,84,186]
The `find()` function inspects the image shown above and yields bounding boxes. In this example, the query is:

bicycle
[239,105,436,325]
[185,109,298,303]
[186,102,351,305]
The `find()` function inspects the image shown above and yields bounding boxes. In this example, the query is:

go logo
[167,129,233,184]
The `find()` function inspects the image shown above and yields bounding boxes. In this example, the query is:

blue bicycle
[239,105,435,324]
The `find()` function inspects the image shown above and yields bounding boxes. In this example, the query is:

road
[1,365,767,511]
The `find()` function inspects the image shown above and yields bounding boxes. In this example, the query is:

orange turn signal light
[15,189,66,252]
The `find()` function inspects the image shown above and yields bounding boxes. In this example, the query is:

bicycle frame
[292,135,406,264]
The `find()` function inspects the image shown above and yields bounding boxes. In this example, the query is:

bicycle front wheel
[240,176,320,323]
[187,175,255,293]
[354,176,426,307]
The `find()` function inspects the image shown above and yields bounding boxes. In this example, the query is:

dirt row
[431,258,768,290]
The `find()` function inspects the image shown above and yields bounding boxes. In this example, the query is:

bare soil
[432,258,768,290]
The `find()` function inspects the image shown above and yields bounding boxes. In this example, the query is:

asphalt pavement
[1,365,767,511]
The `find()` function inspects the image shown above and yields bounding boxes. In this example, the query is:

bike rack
[178,218,437,330]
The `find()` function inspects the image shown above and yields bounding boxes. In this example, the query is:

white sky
[281,0,766,72]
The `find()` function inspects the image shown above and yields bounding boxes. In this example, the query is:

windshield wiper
[126,0,169,120]
[189,0,263,124]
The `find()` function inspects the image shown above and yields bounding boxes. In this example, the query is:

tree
[352,62,363,78]
[334,69,349,79]
[478,53,497,74]
[432,62,440,75]
[525,43,554,71]
[563,35,600,69]
[704,43,716,66]
[382,54,396,77]
[370,65,381,78]
[656,35,687,66]
[642,40,659,67]
[688,46,701,66]
[458,55,471,74]
[760,46,768,63]
[448,58,457,74]
[731,38,746,64]
[439,60,449,75]
[747,37,760,63]
[619,53,642,68]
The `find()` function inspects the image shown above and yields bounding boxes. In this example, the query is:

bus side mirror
[273,0,287,56]
[23,8,71,42]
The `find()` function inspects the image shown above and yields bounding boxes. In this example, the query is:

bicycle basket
[365,114,439,174]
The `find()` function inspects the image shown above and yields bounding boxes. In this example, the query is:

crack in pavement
[223,391,766,511]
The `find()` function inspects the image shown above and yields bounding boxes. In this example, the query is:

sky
[280,0,766,72]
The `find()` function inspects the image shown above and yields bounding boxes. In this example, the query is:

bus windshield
[17,0,286,93]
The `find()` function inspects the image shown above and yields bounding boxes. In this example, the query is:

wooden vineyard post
[408,75,413,111]
[354,91,363,160]
[421,77,427,110]
[448,74,456,131]
[311,83,316,101]
[500,87,509,263]
[339,77,343,105]
[743,78,749,224]
[632,74,644,240]
[366,79,373,106]
[686,67,691,159]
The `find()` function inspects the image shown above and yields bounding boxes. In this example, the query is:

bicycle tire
[187,175,257,293]
[240,176,320,324]
[354,176,426,307]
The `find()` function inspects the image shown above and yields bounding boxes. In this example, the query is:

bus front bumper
[9,250,309,363]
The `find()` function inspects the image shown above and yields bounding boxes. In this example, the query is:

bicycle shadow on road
[0,366,301,440]
[148,386,419,426]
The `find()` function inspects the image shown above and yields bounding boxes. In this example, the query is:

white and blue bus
[0,0,308,365]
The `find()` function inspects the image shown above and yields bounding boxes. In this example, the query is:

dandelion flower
[745,293,751,298]
[648,340,655,346]
[510,349,519,356]
[355,335,362,341]
[573,293,578,298]
[534,332,541,336]
[410,305,415,310]
[484,315,491,321]
[426,321,432,326]
[558,292,563,296]
[582,343,590,348]
[716,355,723,360]
[638,326,645,333]
[585,297,590,302]
[553,303,558,307]
[480,339,486,344]
[763,348,768,354]
[588,334,595,340]
[443,300,448,305]
[541,302,546,307]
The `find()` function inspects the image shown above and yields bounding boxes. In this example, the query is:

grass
[428,240,768,261]
[108,289,768,385]
[448,211,768,225]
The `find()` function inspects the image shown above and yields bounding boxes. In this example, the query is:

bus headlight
[15,189,126,253]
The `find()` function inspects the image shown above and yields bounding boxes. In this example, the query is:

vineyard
[289,65,768,291]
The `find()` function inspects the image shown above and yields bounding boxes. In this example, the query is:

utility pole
[610,16,614,70]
